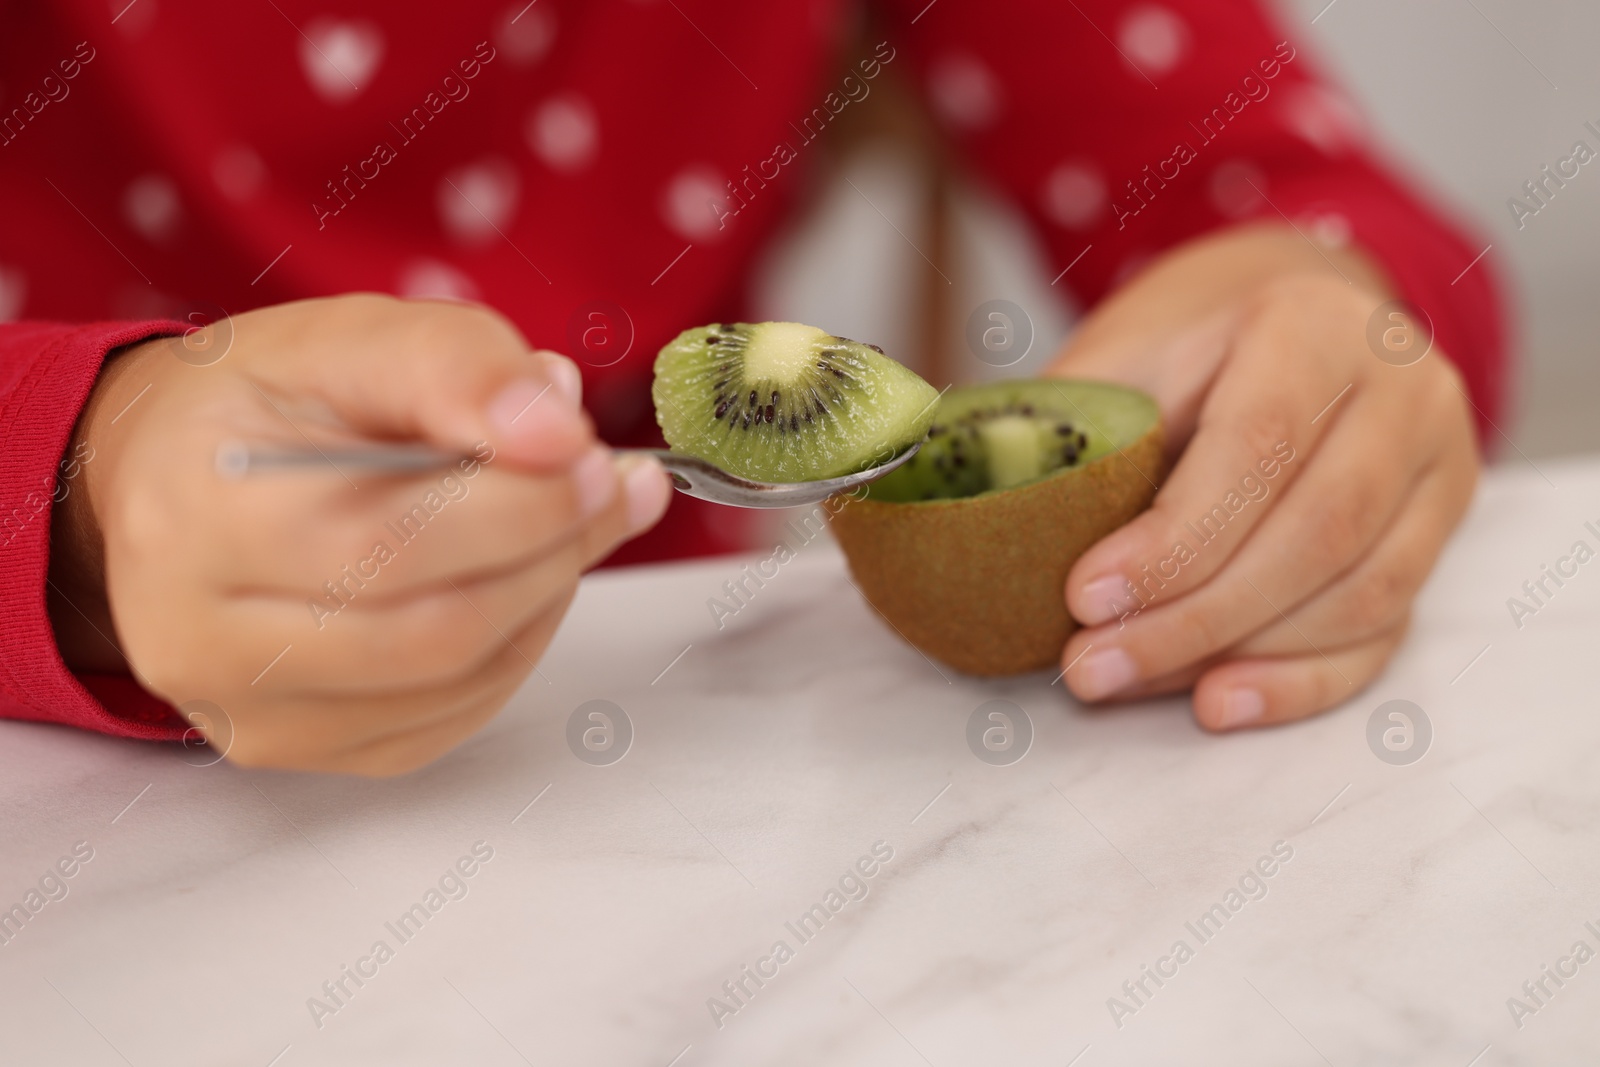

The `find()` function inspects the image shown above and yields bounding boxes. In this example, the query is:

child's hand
[50,294,670,774]
[1050,225,1480,731]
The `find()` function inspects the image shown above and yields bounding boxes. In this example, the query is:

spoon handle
[214,441,670,478]
[210,440,912,510]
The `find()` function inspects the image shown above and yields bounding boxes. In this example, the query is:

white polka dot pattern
[528,94,599,173]
[1119,6,1190,76]
[396,258,483,302]
[928,54,1002,129]
[298,18,384,104]
[124,174,181,242]
[1208,160,1267,218]
[495,4,557,66]
[1042,162,1108,230]
[437,159,520,246]
[661,165,731,241]
[0,265,25,323]
[1282,85,1365,156]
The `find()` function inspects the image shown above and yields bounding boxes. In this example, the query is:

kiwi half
[652,322,940,483]
[830,379,1164,676]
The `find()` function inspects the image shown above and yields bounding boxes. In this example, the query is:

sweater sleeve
[874,0,1508,434]
[1,320,189,740]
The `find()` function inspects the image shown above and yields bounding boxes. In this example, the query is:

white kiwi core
[743,322,828,382]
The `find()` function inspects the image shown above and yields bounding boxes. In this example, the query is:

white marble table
[4,457,1600,1067]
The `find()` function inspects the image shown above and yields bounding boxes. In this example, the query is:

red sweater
[0,0,1505,740]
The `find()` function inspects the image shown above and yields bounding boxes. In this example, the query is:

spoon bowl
[637,444,922,508]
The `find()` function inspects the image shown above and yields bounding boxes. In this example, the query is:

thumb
[250,295,595,472]
[1049,305,1238,460]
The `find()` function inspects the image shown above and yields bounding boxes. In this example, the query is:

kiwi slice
[865,388,1109,502]
[652,322,940,483]
[830,379,1164,676]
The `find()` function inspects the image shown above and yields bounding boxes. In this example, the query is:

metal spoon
[214,441,920,509]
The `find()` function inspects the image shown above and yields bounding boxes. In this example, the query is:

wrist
[46,336,168,673]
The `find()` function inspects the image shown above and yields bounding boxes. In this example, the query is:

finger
[215,590,574,770]
[320,456,665,689]
[586,452,672,567]
[246,295,594,471]
[1191,619,1410,731]
[218,437,667,593]
[1061,384,1420,702]
[216,456,669,693]
[1052,306,1239,450]
[535,349,584,408]
[216,448,620,590]
[313,590,577,776]
[1230,457,1474,657]
[247,550,582,694]
[1066,309,1355,626]
[1078,661,1209,704]
[312,690,510,777]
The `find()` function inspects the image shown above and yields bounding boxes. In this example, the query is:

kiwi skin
[829,382,1164,677]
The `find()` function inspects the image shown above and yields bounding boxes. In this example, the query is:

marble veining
[1,459,1598,1065]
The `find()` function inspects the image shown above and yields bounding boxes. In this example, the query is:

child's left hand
[1049,223,1481,731]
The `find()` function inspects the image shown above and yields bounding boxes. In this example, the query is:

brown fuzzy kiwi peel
[829,381,1165,676]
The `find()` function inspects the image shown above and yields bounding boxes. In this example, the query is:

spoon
[214,441,921,509]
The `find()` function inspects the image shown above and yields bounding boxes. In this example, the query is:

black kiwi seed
[1077,432,1088,448]
[770,390,780,405]
[715,400,730,418]
[748,390,757,407]
[741,411,752,429]
[765,404,775,422]
[790,414,799,431]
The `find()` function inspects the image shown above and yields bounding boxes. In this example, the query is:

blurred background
[750,0,1600,458]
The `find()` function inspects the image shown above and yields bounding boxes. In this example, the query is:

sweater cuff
[0,320,190,741]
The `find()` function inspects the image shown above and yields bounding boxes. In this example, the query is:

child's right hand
[48,294,670,775]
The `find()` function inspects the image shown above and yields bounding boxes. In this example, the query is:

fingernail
[1218,688,1265,729]
[1074,648,1138,699]
[572,446,616,518]
[489,377,575,435]
[622,455,671,533]
[540,352,583,408]
[1077,574,1136,625]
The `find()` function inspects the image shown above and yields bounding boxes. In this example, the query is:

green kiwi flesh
[862,379,1140,502]
[652,322,940,483]
[830,379,1164,676]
